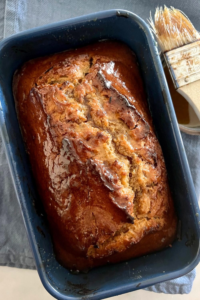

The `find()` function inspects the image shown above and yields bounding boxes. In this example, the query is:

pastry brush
[149,6,200,127]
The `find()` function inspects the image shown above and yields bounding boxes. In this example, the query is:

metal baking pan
[0,9,200,300]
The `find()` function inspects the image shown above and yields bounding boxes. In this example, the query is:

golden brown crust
[13,41,177,271]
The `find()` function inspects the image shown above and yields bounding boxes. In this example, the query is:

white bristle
[148,6,200,52]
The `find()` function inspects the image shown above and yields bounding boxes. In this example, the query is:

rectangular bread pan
[0,9,200,300]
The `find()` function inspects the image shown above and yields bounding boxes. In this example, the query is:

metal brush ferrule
[164,40,200,89]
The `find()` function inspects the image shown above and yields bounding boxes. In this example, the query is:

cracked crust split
[13,40,177,271]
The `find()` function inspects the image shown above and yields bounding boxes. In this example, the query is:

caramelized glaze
[13,41,177,271]
[164,66,190,124]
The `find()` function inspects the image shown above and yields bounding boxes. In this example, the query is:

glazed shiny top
[13,41,175,269]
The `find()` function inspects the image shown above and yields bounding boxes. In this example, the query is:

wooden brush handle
[178,80,200,126]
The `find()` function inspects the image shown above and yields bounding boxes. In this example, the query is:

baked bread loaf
[13,41,177,271]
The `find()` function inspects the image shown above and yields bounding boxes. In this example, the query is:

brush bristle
[148,6,200,52]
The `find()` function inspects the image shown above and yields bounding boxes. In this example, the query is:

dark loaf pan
[0,9,200,300]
